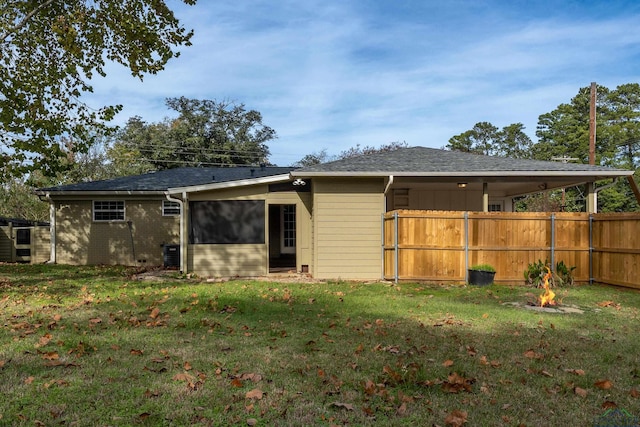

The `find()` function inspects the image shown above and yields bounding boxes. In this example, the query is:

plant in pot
[468,264,496,286]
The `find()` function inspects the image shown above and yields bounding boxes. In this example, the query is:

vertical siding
[313,178,385,280]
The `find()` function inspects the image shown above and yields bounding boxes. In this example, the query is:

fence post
[464,212,469,283]
[550,213,555,272]
[394,211,399,284]
[380,214,384,280]
[589,214,593,285]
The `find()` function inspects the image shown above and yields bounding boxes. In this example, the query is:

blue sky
[88,0,640,166]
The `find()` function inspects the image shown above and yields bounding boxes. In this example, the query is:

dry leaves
[245,388,263,400]
[595,379,613,390]
[445,409,468,426]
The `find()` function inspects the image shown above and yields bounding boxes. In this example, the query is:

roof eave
[167,174,292,194]
[291,170,634,178]
[34,190,167,197]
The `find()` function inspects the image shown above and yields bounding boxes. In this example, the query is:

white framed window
[162,200,181,216]
[488,202,503,212]
[93,201,125,221]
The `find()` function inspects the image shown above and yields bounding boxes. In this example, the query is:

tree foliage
[293,141,408,167]
[447,84,640,212]
[0,0,196,178]
[446,122,532,158]
[112,97,276,169]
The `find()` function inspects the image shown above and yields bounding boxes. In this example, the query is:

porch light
[457,183,467,188]
[293,178,306,186]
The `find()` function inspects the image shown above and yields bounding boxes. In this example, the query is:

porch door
[14,227,31,262]
[280,205,296,254]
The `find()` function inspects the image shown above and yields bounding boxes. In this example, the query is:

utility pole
[589,82,596,165]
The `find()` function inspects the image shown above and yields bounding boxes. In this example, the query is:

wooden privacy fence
[382,210,640,289]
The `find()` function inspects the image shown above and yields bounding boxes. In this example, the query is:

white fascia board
[167,174,292,194]
[290,170,634,178]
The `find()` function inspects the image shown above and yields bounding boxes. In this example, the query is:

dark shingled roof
[294,147,629,174]
[38,166,295,193]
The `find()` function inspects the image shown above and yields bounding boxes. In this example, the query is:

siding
[55,198,179,266]
[188,244,266,277]
[31,226,51,263]
[0,227,11,261]
[313,178,385,280]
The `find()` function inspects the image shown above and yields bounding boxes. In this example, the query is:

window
[163,200,181,216]
[488,202,503,212]
[189,200,265,244]
[15,229,30,245]
[93,201,125,221]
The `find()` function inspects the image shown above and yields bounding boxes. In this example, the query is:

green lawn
[1,264,639,426]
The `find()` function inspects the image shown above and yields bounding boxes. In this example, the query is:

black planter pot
[468,269,495,286]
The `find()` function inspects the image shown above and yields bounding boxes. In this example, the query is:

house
[36,147,634,280]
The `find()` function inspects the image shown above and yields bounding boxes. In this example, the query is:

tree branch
[0,0,55,44]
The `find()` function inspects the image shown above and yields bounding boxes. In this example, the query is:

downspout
[383,175,394,211]
[165,192,185,273]
[382,175,394,281]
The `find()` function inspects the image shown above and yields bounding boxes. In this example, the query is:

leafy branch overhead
[0,0,196,178]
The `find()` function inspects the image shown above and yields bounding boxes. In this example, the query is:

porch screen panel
[189,200,265,244]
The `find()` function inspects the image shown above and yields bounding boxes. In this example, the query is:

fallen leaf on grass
[596,300,621,309]
[602,401,618,409]
[330,402,354,411]
[245,389,263,400]
[41,352,59,361]
[397,402,407,415]
[630,388,640,398]
[444,409,468,426]
[565,369,585,376]
[37,333,52,347]
[595,379,613,390]
[523,350,544,359]
[442,373,474,393]
[173,373,195,382]
[574,387,588,397]
[383,365,403,383]
[442,359,454,367]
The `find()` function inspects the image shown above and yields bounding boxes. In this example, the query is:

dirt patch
[502,301,584,314]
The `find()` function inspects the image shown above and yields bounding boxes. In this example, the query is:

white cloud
[82,1,640,166]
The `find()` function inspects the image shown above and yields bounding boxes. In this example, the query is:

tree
[496,123,533,158]
[533,84,639,212]
[0,0,196,178]
[292,141,408,167]
[292,149,332,167]
[446,122,531,158]
[337,141,408,159]
[113,98,276,169]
